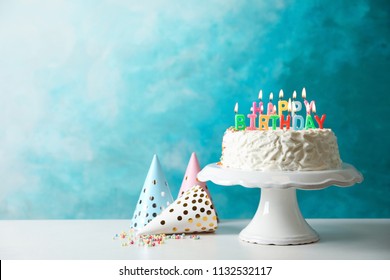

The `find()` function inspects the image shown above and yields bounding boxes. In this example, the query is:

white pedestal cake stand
[197,163,363,245]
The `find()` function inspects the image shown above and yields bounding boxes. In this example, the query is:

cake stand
[197,163,363,245]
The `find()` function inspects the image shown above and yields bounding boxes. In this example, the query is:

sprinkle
[114,230,195,248]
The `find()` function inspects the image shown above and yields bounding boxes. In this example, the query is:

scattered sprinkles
[113,229,201,248]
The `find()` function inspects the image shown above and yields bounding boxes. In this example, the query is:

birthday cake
[220,88,342,171]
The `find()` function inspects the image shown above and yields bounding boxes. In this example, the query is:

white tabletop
[0,219,389,260]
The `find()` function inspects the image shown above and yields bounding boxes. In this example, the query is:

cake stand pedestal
[197,163,363,245]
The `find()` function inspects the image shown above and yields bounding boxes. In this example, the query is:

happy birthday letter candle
[267,93,276,115]
[258,113,269,130]
[313,102,326,129]
[269,108,279,130]
[248,90,263,130]
[278,89,288,116]
[292,91,302,117]
[304,105,316,130]
[247,107,257,130]
[302,88,315,115]
[252,89,263,115]
[291,101,303,130]
[293,115,304,130]
[234,103,246,130]
[302,87,306,102]
[280,115,291,130]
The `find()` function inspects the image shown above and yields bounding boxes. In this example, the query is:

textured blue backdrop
[0,0,389,219]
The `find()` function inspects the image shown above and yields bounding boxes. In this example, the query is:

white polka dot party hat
[130,154,174,230]
[136,185,218,235]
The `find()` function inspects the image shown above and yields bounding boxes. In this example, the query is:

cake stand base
[240,188,319,245]
[198,163,363,246]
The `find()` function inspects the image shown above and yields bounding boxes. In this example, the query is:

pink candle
[267,92,275,115]
[302,87,315,114]
[247,107,257,130]
[252,102,263,115]
[305,100,315,114]
[252,89,263,115]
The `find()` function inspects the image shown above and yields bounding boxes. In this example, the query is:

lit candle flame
[302,87,306,99]
[312,101,316,114]
[261,104,264,113]
[279,89,284,99]
[293,90,297,99]
[292,101,296,112]
[234,102,238,114]
[269,92,273,101]
[258,90,263,100]
[273,104,277,114]
[288,98,292,112]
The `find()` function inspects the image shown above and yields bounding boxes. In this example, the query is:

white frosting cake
[220,128,342,171]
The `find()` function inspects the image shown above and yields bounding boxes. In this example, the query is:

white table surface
[0,219,389,260]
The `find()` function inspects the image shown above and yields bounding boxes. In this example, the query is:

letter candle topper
[234,103,246,131]
[278,89,288,116]
[234,87,326,131]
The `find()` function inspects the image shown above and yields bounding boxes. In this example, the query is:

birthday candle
[278,89,288,116]
[302,87,306,101]
[293,114,304,130]
[267,92,275,115]
[293,100,302,116]
[279,89,284,101]
[247,107,257,130]
[302,87,315,114]
[269,114,279,130]
[304,102,316,130]
[234,103,246,130]
[313,101,327,129]
[292,100,295,117]
[252,89,263,115]
[258,114,269,130]
[292,91,303,130]
[259,89,263,111]
[280,115,291,130]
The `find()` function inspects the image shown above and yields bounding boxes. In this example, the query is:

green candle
[234,103,246,130]
[305,114,316,129]
[269,115,280,130]
[235,114,246,130]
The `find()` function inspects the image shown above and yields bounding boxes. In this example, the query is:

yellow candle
[258,115,269,130]
[278,91,288,116]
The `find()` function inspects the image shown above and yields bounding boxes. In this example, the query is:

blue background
[0,0,389,219]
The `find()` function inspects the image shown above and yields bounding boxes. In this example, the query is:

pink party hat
[178,152,211,198]
[178,152,219,221]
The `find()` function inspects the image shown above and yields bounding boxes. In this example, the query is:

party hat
[136,185,218,235]
[178,152,219,221]
[130,155,174,230]
[178,152,212,198]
